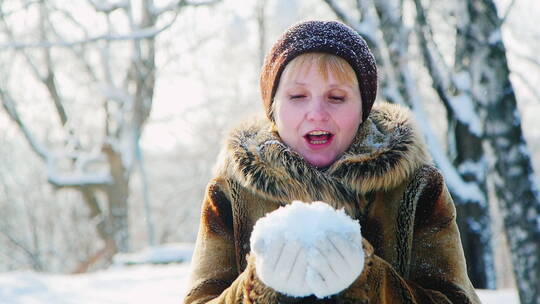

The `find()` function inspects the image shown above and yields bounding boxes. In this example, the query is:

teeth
[308,130,330,136]
[310,140,328,144]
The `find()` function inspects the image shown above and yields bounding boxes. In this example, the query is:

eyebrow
[329,83,354,89]
[291,81,354,89]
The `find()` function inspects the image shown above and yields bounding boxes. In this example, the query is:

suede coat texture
[183,103,480,304]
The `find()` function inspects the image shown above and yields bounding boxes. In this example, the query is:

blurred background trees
[0,0,223,272]
[1,0,539,302]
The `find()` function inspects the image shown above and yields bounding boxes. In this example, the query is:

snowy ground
[0,265,520,304]
[0,243,519,304]
[0,264,190,304]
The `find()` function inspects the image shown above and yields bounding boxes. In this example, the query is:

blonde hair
[281,53,358,86]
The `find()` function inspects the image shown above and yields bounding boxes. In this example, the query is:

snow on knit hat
[260,20,377,122]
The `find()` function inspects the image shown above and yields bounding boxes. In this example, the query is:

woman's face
[274,61,362,168]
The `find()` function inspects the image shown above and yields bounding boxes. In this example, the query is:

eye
[329,95,346,102]
[290,94,306,100]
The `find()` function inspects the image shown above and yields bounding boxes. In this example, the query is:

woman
[184,20,480,303]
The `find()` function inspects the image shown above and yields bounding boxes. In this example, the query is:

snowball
[251,201,361,250]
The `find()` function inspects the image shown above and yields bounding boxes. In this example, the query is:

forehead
[280,53,358,86]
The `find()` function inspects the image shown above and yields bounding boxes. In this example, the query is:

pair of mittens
[250,201,365,299]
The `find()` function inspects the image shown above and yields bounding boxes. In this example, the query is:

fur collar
[215,102,430,211]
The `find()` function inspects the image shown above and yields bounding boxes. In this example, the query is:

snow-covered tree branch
[322,0,377,44]
[0,17,177,50]
[512,71,540,102]
[0,89,49,160]
[0,0,219,270]
[88,0,129,13]
[150,0,221,16]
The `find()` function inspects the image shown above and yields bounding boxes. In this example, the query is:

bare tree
[414,0,540,301]
[459,1,540,303]
[0,0,220,271]
[412,0,494,288]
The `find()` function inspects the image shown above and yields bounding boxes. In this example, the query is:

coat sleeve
[183,178,283,304]
[339,166,481,304]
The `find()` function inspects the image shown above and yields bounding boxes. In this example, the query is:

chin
[305,155,336,168]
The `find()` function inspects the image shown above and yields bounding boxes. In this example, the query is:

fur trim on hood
[215,102,431,211]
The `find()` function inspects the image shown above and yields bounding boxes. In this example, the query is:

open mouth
[304,130,334,145]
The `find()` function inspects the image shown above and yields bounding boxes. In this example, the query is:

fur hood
[215,102,431,211]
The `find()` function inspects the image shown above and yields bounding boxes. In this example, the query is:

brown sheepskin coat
[183,103,480,304]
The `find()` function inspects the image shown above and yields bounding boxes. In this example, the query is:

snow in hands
[250,201,365,298]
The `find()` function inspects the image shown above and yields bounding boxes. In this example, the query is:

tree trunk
[451,125,494,288]
[103,143,131,253]
[449,2,496,288]
[256,0,268,67]
[461,0,540,302]
[410,0,496,288]
[373,2,495,288]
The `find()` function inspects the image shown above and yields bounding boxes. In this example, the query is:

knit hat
[260,20,377,122]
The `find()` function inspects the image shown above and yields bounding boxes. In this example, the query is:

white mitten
[251,234,311,297]
[250,201,364,298]
[306,232,364,298]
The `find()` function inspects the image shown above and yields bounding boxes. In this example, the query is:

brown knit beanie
[260,20,377,122]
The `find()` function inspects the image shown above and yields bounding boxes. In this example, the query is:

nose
[306,97,329,122]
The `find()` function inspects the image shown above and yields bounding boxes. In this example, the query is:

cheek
[336,107,362,139]
[275,101,301,136]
